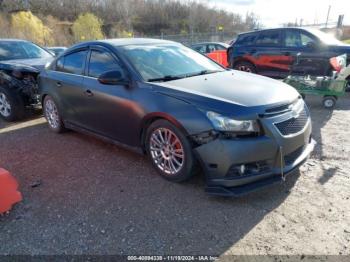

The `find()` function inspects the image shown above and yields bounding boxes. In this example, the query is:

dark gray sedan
[38,38,315,196]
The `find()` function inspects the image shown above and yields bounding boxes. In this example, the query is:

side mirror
[98,70,128,85]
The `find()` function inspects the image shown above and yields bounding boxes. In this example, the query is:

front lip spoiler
[205,139,316,197]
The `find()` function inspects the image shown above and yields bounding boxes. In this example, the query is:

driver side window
[88,50,124,78]
[300,32,316,47]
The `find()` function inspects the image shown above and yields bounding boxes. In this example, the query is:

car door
[46,48,88,124]
[280,29,324,77]
[251,29,287,78]
[81,46,135,144]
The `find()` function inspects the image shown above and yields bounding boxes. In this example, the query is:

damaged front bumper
[202,138,315,196]
[192,104,315,196]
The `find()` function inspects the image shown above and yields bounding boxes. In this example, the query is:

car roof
[76,38,176,47]
[191,42,228,46]
[48,46,67,49]
[66,38,180,52]
[0,39,31,43]
[237,27,313,37]
[102,38,176,46]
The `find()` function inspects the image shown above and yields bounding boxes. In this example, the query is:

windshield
[119,44,225,82]
[0,41,53,61]
[307,29,343,45]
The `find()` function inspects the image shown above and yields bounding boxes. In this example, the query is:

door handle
[84,89,94,97]
[56,81,62,87]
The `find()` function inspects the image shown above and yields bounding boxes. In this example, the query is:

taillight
[329,54,347,72]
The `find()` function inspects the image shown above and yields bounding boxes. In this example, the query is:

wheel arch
[139,112,190,153]
[233,58,257,70]
[41,93,48,105]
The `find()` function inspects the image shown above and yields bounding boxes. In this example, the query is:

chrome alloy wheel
[149,127,185,175]
[0,92,11,117]
[45,99,60,129]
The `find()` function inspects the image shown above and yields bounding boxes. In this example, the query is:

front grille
[265,103,291,114]
[274,105,309,136]
[261,98,300,118]
[285,146,305,165]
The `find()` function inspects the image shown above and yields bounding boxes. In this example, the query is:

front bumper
[194,102,315,196]
[203,139,315,196]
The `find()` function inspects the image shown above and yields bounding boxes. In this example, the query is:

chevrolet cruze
[39,39,315,196]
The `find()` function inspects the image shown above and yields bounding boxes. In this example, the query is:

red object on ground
[0,168,22,214]
[207,50,229,68]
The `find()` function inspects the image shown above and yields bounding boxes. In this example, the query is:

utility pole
[325,5,331,28]
[23,0,30,10]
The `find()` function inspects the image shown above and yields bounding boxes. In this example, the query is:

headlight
[206,111,260,133]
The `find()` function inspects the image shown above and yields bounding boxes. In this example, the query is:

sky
[199,0,349,28]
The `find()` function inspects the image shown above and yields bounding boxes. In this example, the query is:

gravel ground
[0,95,349,256]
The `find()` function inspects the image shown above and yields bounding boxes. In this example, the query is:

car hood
[151,70,299,117]
[0,57,53,72]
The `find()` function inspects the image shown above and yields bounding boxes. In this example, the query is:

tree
[72,12,104,42]
[0,13,11,38]
[11,11,53,45]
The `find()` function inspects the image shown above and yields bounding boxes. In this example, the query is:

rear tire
[0,86,25,122]
[43,95,66,133]
[346,79,350,92]
[234,61,256,73]
[145,119,197,182]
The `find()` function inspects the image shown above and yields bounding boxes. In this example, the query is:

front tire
[43,95,65,133]
[0,86,25,122]
[145,120,197,182]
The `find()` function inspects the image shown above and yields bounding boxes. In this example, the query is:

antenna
[325,5,331,28]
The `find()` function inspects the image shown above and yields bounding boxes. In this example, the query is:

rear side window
[207,44,217,53]
[235,34,257,45]
[215,44,226,51]
[88,50,123,78]
[194,45,206,53]
[56,50,87,75]
[256,31,281,46]
[285,30,301,47]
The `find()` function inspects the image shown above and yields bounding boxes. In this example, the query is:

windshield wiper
[148,75,185,82]
[184,70,222,78]
[147,70,222,82]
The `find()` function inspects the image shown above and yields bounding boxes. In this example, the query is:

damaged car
[0,39,54,121]
[39,39,315,196]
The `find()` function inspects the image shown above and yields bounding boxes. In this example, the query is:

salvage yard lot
[0,95,350,256]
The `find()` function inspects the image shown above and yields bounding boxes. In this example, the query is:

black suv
[227,28,350,79]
